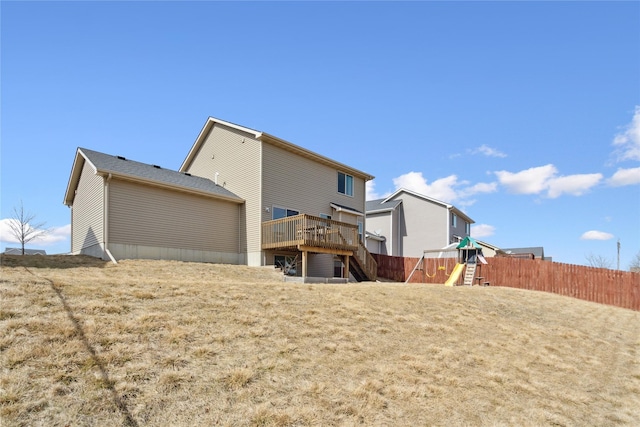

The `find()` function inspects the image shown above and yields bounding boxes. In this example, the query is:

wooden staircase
[463,262,477,286]
[349,240,377,282]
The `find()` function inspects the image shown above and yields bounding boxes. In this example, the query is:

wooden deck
[261,214,377,281]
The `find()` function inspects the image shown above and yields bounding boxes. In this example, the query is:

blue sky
[1,1,639,269]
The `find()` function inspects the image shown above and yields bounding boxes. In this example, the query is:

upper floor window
[338,172,353,196]
[465,222,470,235]
[451,213,457,228]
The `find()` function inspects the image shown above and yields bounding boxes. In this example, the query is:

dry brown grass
[1,254,639,426]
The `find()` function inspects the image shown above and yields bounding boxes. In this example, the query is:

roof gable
[383,188,474,224]
[180,117,374,181]
[64,148,244,206]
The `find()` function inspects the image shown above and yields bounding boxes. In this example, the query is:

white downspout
[446,208,450,247]
[104,174,117,264]
[389,209,393,256]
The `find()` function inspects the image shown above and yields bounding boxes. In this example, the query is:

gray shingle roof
[4,248,47,255]
[79,148,243,202]
[366,198,402,213]
[502,247,545,259]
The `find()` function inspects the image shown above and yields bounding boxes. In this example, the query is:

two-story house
[365,188,474,258]
[64,117,377,281]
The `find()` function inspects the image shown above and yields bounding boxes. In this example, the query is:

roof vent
[152,164,161,169]
[116,155,126,160]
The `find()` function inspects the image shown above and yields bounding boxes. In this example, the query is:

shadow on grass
[23,267,138,427]
[0,254,110,269]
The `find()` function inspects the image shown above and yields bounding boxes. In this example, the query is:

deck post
[343,255,350,279]
[302,250,308,278]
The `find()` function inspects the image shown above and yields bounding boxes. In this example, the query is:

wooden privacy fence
[372,254,640,311]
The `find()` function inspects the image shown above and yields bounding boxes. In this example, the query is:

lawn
[1,255,639,426]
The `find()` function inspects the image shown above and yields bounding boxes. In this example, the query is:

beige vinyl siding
[72,161,104,253]
[108,179,239,253]
[262,143,364,277]
[261,143,365,223]
[184,123,261,261]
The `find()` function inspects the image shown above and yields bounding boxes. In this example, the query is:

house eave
[180,116,375,182]
[330,203,364,217]
[260,133,374,182]
[179,117,263,172]
[95,171,245,204]
[450,206,474,224]
[64,148,98,206]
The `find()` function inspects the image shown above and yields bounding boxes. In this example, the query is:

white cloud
[471,224,495,238]
[546,173,603,198]
[495,164,602,198]
[366,180,379,201]
[0,219,70,246]
[607,167,640,186]
[494,164,557,195]
[612,106,640,162]
[472,144,507,158]
[580,230,614,241]
[459,182,498,198]
[391,171,497,204]
[393,172,459,202]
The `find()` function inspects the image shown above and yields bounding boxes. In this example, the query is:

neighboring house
[501,247,550,261]
[64,117,377,281]
[365,188,474,258]
[473,240,503,258]
[3,248,47,255]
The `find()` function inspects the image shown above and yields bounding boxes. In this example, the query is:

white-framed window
[273,206,299,220]
[465,222,470,235]
[338,172,353,197]
[357,220,363,242]
[451,213,457,228]
[319,213,332,227]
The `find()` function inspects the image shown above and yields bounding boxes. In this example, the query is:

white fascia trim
[365,233,386,242]
[330,203,364,217]
[64,148,99,206]
[382,188,451,209]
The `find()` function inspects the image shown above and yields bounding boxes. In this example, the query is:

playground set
[405,236,490,286]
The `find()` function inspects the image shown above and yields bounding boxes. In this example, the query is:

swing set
[423,257,454,278]
[406,248,459,283]
[406,237,487,285]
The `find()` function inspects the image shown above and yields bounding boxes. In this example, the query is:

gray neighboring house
[365,188,474,258]
[64,117,377,281]
[3,248,47,255]
[501,247,550,261]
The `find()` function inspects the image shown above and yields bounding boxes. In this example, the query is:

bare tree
[630,251,640,272]
[6,201,49,255]
[585,252,614,269]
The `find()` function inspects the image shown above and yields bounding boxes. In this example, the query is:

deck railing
[355,239,378,281]
[261,214,359,252]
